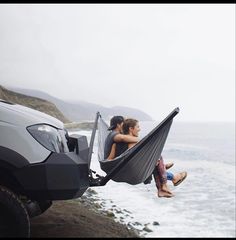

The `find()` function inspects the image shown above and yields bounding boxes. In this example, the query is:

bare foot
[162,184,172,194]
[157,190,174,198]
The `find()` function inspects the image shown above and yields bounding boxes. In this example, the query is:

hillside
[0,85,70,123]
[6,86,153,122]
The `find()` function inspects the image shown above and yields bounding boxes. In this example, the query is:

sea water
[68,121,235,238]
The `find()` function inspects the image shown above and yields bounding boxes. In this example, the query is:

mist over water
[69,121,235,237]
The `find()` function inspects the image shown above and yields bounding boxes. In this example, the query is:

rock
[106,211,115,218]
[86,188,98,195]
[143,226,153,233]
[153,221,160,226]
[133,222,142,226]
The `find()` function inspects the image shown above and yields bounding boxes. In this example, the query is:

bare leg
[153,159,174,198]
[156,156,173,194]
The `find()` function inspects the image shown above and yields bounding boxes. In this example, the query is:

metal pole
[88,112,100,168]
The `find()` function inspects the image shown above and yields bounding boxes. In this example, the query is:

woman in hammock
[106,117,187,198]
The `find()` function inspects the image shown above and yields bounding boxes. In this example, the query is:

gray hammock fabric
[94,108,179,185]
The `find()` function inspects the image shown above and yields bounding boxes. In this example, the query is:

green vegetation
[0,85,70,123]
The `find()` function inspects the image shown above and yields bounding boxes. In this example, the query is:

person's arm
[128,142,136,149]
[107,143,116,160]
[113,133,139,143]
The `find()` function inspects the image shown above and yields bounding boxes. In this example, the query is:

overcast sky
[0,4,235,122]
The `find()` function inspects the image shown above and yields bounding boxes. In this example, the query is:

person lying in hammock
[105,116,187,198]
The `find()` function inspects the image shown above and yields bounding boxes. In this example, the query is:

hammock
[88,108,179,186]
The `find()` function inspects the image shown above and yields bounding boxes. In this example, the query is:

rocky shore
[30,188,141,238]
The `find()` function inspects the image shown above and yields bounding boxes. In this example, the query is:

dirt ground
[30,200,139,238]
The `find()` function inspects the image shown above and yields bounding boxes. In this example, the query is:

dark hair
[122,118,138,134]
[108,116,124,130]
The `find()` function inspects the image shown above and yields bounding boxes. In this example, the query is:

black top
[104,131,118,159]
[115,142,128,158]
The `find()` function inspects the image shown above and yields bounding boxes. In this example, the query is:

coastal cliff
[0,85,70,123]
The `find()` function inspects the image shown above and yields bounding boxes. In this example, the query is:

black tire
[0,185,30,238]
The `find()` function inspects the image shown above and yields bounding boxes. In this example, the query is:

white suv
[0,99,91,237]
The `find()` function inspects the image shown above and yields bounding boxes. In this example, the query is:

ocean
[68,121,235,238]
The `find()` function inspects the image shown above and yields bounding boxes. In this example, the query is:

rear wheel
[0,185,30,238]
